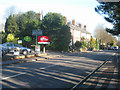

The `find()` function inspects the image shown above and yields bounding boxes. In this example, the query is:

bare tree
[94,24,117,45]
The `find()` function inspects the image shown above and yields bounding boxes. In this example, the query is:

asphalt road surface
[1,50,117,89]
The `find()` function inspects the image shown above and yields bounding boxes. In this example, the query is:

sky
[0,0,113,35]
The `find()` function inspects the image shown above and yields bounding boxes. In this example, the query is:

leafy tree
[16,11,40,37]
[42,12,71,51]
[95,39,99,50]
[5,11,41,47]
[110,40,114,46]
[90,36,95,50]
[5,15,19,35]
[7,33,19,43]
[7,33,14,42]
[81,37,87,48]
[1,31,7,43]
[95,2,120,35]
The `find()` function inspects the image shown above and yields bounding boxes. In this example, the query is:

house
[65,18,91,46]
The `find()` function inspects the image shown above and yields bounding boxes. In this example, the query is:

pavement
[1,51,65,66]
[0,50,116,66]
[1,53,48,66]
[77,53,120,89]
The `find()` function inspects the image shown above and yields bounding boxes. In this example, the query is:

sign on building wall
[38,36,50,44]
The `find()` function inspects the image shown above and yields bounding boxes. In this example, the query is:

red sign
[38,36,50,44]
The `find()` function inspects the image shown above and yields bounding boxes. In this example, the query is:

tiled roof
[67,23,91,34]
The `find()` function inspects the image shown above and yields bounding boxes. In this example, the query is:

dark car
[0,45,8,56]
[2,47,8,56]
[2,43,34,55]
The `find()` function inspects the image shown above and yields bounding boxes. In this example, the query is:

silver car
[0,44,8,56]
[2,43,34,55]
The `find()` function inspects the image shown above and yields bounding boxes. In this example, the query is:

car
[2,42,34,55]
[2,47,8,56]
[114,46,119,50]
[0,44,8,56]
[110,46,118,50]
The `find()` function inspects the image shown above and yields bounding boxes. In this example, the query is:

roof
[67,23,91,34]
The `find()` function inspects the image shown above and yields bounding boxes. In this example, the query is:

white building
[66,19,91,46]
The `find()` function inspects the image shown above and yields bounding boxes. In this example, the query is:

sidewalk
[1,53,48,66]
[1,51,64,66]
[78,53,120,89]
[1,50,119,66]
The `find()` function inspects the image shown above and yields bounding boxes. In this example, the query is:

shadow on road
[2,50,117,88]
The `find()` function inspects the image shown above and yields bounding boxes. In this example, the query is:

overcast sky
[0,0,113,35]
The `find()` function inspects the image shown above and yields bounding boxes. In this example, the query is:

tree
[95,39,99,50]
[5,11,41,47]
[42,12,71,51]
[1,31,7,43]
[7,33,19,43]
[81,37,87,48]
[5,15,20,34]
[16,11,40,37]
[95,2,120,35]
[94,25,117,45]
[90,36,95,50]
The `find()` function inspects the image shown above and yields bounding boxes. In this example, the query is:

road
[1,50,118,89]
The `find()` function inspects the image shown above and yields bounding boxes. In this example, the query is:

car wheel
[31,50,34,53]
[22,50,28,55]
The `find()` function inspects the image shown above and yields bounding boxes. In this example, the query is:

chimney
[84,25,86,30]
[72,19,75,25]
[64,16,67,24]
[79,23,81,28]
[38,13,42,20]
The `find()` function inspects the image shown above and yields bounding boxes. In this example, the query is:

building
[65,18,91,46]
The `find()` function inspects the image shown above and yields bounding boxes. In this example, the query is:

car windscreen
[14,43,21,47]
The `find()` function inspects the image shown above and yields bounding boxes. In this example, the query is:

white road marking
[2,72,26,80]
[40,64,56,69]
[2,64,57,80]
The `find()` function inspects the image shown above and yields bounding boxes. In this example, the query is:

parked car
[110,46,118,50]
[0,44,8,56]
[2,43,34,55]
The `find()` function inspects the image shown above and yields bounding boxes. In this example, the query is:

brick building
[65,18,91,46]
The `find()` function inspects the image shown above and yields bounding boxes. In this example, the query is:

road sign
[38,36,50,44]
[35,45,40,53]
[18,40,22,44]
[24,36,32,42]
[32,30,42,36]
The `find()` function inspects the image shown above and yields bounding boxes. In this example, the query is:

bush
[81,41,87,48]
[75,41,82,48]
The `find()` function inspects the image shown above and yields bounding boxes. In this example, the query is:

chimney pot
[38,13,42,20]
[84,25,86,30]
[72,19,75,25]
[79,23,81,28]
